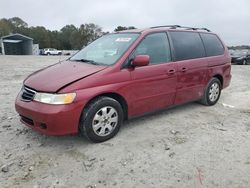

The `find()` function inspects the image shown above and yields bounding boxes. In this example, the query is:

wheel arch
[83,92,128,120]
[213,74,223,87]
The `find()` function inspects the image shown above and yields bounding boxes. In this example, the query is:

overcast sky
[0,0,250,45]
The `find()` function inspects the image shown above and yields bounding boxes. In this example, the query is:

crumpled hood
[24,60,107,92]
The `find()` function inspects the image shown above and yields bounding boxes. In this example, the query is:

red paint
[15,98,84,135]
[24,61,107,92]
[132,55,150,67]
[15,27,231,135]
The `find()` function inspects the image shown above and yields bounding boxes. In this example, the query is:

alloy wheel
[209,82,220,102]
[92,106,118,137]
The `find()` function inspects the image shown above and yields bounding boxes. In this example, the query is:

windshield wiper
[71,58,99,65]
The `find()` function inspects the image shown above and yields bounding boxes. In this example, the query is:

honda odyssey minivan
[15,25,231,142]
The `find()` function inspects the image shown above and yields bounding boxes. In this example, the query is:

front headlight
[34,92,76,104]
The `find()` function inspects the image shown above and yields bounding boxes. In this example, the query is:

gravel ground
[0,56,250,188]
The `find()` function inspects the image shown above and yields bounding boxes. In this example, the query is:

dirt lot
[0,56,250,188]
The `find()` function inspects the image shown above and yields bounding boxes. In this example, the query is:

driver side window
[133,32,171,64]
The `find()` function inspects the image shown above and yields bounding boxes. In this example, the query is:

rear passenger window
[134,33,171,64]
[169,31,205,61]
[200,33,224,56]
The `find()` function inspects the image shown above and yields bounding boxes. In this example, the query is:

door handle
[181,67,187,72]
[166,69,176,75]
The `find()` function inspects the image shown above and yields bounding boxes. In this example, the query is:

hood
[24,60,107,92]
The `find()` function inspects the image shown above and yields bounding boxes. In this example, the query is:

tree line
[0,17,136,50]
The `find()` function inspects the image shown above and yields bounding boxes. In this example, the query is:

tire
[200,77,222,106]
[79,97,123,143]
[47,52,51,56]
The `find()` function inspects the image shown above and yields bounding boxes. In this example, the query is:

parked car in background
[15,25,231,142]
[42,48,62,55]
[231,54,250,65]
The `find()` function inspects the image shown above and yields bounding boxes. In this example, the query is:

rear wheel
[200,77,221,106]
[79,97,123,142]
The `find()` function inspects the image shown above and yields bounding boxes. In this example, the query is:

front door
[129,32,177,116]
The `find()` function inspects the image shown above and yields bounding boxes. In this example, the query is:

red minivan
[15,25,231,142]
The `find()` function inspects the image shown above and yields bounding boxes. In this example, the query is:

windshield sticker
[115,38,131,42]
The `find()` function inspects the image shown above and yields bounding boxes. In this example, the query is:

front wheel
[79,97,123,142]
[200,77,222,106]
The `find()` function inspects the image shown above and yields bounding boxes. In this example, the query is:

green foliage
[28,26,51,48]
[0,17,103,50]
[60,24,78,49]
[8,17,28,28]
[114,26,136,32]
[0,18,14,36]
[0,17,137,50]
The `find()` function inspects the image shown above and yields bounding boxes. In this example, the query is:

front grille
[21,86,36,102]
[20,115,34,126]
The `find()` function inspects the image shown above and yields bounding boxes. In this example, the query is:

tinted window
[134,33,171,64]
[169,31,205,61]
[200,33,224,56]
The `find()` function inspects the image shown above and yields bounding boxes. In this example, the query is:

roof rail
[150,25,181,29]
[150,25,211,32]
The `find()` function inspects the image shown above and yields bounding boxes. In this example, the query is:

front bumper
[15,92,84,136]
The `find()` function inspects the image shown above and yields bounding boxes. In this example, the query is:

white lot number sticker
[116,38,131,42]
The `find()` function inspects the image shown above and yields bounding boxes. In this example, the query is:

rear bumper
[15,92,84,136]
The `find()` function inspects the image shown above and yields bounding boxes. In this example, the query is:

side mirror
[131,55,150,67]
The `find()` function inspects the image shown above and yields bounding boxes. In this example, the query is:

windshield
[70,33,140,65]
